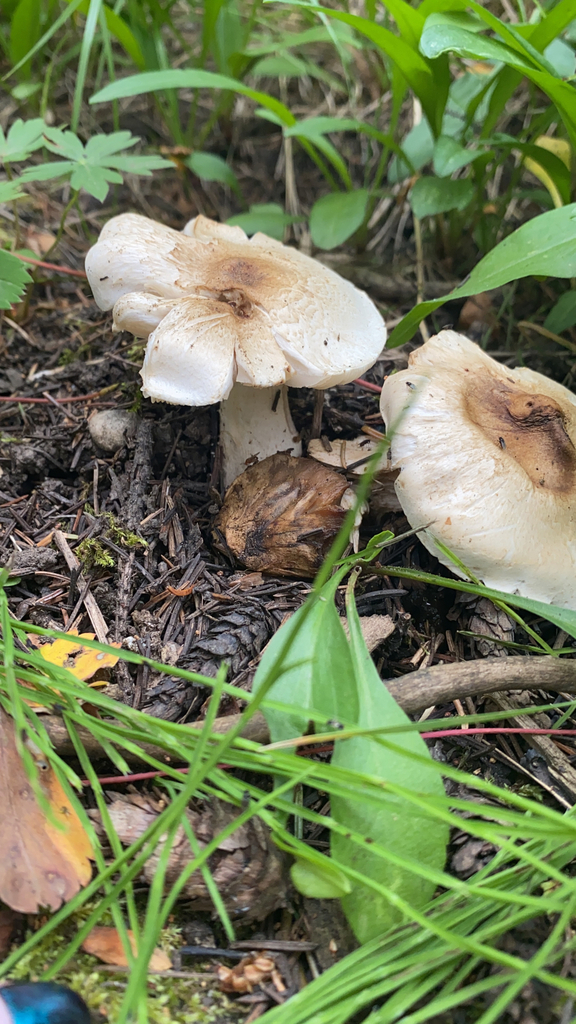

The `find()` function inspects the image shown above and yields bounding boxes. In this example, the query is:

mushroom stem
[219,384,302,489]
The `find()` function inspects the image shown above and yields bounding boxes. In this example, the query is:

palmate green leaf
[330,587,448,943]
[0,250,31,310]
[19,129,172,201]
[0,118,45,162]
[409,176,474,217]
[387,203,576,347]
[0,181,26,203]
[309,189,370,250]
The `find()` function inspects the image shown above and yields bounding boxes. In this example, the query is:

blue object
[0,984,90,1024]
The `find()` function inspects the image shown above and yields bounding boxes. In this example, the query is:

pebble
[88,409,138,452]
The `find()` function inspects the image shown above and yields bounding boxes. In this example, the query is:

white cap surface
[85,213,386,405]
[380,330,576,609]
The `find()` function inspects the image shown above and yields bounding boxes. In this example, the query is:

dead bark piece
[215,453,354,577]
[106,793,288,921]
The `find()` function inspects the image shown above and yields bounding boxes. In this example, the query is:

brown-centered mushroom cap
[86,213,386,405]
[379,330,576,608]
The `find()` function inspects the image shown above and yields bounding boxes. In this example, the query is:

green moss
[75,539,115,570]
[6,910,240,1024]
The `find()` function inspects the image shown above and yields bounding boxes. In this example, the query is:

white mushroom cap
[380,330,576,608]
[85,213,386,406]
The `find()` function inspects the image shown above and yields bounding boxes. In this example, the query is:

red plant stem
[12,252,87,279]
[0,390,111,405]
[353,377,382,394]
[81,728,576,786]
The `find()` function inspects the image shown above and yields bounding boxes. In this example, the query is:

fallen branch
[40,656,576,764]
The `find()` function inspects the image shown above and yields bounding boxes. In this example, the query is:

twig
[0,389,116,405]
[53,530,109,642]
[11,252,87,279]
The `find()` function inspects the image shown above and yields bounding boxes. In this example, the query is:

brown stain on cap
[465,378,576,493]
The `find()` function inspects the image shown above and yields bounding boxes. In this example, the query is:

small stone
[88,409,138,452]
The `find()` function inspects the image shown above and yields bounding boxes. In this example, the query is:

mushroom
[379,330,576,608]
[85,213,386,486]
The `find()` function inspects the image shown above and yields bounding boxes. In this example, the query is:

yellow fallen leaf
[524,135,571,209]
[39,631,120,681]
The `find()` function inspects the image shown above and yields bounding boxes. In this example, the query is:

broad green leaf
[544,38,576,79]
[388,118,434,183]
[410,176,474,217]
[309,189,369,250]
[420,16,542,72]
[186,152,240,193]
[0,250,31,310]
[252,573,355,743]
[226,203,301,241]
[0,119,45,162]
[291,857,352,899]
[433,136,485,176]
[287,5,446,137]
[251,54,308,77]
[420,15,576,149]
[387,204,576,347]
[90,70,296,128]
[544,290,576,334]
[9,0,41,77]
[245,23,359,56]
[331,589,449,943]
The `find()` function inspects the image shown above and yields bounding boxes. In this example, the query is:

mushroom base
[219,384,302,488]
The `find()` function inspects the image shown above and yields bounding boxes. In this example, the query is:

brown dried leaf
[457,292,496,332]
[216,453,351,577]
[82,926,171,970]
[0,708,93,912]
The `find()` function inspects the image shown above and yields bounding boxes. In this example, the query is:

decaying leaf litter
[1,18,576,1024]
